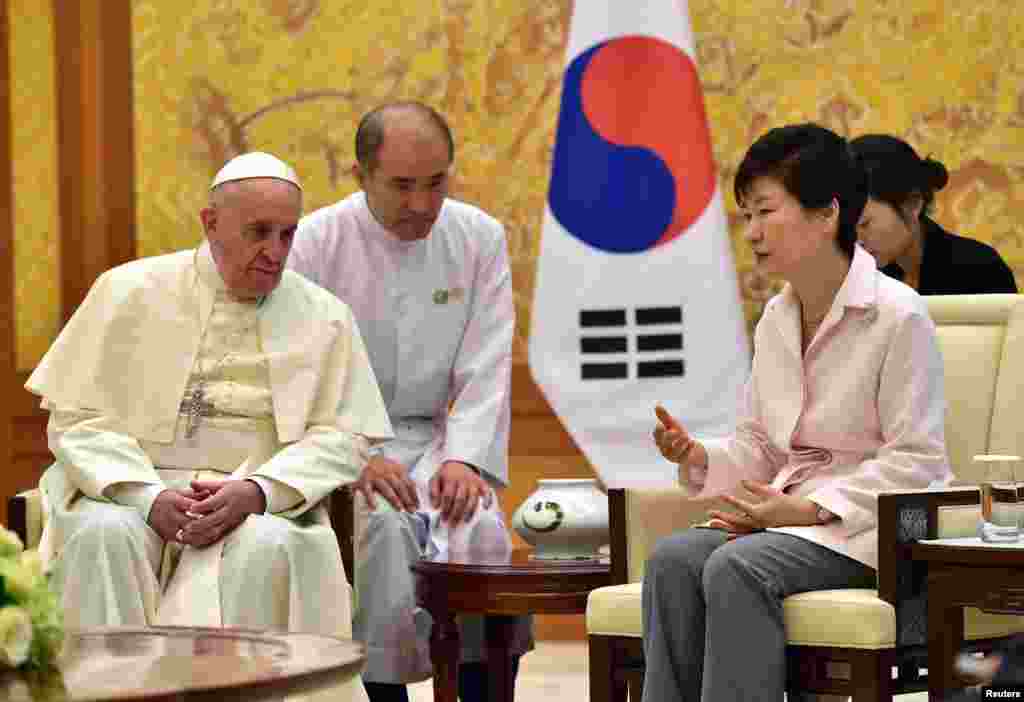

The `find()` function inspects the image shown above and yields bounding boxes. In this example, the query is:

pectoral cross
[180,383,216,438]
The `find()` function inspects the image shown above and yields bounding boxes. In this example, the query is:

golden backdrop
[14,1,1024,370]
[10,0,60,372]
[132,0,569,362]
[130,0,1024,358]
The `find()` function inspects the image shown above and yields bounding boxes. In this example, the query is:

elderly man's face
[356,123,450,241]
[200,178,301,301]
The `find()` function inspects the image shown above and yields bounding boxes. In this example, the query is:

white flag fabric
[529,0,751,487]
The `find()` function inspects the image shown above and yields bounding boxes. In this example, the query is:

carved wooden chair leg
[850,650,891,702]
[626,668,644,701]
[589,635,628,702]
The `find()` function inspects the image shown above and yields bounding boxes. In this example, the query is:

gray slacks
[641,528,875,702]
[353,493,533,684]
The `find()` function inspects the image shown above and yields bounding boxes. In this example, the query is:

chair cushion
[783,589,896,648]
[965,606,1024,640]
[586,583,644,637]
[587,585,896,647]
[587,584,1024,647]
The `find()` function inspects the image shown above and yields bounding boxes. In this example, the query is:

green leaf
[0,573,12,608]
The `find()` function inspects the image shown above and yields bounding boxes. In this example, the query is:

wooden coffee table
[0,626,365,701]
[412,549,611,702]
[912,538,1024,700]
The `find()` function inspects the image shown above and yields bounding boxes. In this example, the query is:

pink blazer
[691,246,951,568]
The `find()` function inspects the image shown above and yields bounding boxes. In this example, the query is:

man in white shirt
[288,102,530,702]
[27,152,393,702]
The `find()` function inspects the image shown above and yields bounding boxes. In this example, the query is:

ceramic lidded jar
[511,479,610,559]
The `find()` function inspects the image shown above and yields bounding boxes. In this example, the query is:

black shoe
[457,657,522,701]
[363,681,410,702]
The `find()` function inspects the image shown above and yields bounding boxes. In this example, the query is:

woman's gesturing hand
[653,405,701,466]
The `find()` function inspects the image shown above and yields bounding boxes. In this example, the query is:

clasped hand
[148,480,266,548]
[708,480,820,538]
[356,456,492,525]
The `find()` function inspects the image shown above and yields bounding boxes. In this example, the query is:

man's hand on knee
[356,456,419,513]
[429,461,493,526]
[180,480,266,548]
[148,489,200,544]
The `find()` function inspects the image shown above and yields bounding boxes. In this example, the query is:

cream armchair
[586,294,1024,702]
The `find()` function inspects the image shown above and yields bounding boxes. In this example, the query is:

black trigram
[578,306,685,380]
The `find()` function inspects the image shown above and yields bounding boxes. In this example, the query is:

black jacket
[880,217,1018,294]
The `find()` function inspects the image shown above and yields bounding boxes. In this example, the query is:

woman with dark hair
[642,124,951,702]
[850,133,1017,293]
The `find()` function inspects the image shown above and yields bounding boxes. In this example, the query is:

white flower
[0,528,23,559]
[0,606,32,668]
[0,560,34,602]
[17,551,43,583]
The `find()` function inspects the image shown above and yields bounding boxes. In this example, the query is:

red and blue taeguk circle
[548,35,717,254]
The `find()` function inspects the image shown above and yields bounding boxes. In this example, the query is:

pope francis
[25,152,393,700]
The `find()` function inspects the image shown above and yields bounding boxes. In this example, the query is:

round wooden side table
[412,549,611,702]
[0,626,365,701]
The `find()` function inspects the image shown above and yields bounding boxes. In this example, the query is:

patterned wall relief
[133,0,569,359]
[693,0,1024,328]
[10,0,60,372]
[133,0,1023,358]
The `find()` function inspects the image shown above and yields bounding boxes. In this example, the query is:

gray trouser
[353,494,533,684]
[641,528,875,702]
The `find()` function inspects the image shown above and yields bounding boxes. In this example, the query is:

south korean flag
[529,0,751,487]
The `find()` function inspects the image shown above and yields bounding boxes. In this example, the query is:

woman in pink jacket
[642,123,950,702]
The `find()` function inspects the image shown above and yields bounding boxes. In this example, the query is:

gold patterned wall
[132,0,1024,355]
[10,0,60,372]
[694,0,1024,324]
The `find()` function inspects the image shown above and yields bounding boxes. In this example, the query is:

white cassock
[289,192,531,684]
[26,242,394,701]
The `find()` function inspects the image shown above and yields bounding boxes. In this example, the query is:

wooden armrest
[328,485,356,585]
[877,487,980,605]
[7,489,42,549]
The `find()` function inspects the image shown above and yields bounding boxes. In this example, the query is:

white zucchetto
[210,151,302,191]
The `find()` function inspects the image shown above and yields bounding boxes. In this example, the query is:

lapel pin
[433,287,465,304]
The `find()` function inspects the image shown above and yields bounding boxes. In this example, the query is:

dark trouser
[363,656,522,702]
[641,528,876,702]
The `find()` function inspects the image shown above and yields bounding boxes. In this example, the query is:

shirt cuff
[108,483,165,522]
[247,476,303,514]
[680,442,713,490]
[806,488,873,538]
[441,459,481,475]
